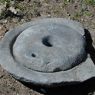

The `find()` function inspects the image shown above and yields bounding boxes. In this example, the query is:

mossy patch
[0,0,10,4]
[84,0,95,5]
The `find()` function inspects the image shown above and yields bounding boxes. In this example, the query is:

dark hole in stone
[31,53,36,57]
[42,36,52,47]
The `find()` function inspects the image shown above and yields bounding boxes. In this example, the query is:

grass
[0,0,10,4]
[83,11,92,16]
[84,0,95,5]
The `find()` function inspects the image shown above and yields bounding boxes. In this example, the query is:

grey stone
[13,20,86,73]
[0,18,95,87]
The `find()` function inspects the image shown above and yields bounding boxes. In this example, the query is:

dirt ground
[0,0,95,95]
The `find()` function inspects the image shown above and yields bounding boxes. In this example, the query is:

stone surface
[13,20,86,73]
[0,18,95,87]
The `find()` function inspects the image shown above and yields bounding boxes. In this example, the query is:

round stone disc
[13,22,86,73]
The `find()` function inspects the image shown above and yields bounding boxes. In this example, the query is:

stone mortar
[0,18,95,87]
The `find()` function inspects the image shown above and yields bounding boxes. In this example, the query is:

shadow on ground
[84,29,95,65]
[19,78,95,95]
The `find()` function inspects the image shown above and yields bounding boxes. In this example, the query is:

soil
[0,0,95,95]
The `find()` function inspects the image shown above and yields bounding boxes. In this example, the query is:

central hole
[31,53,36,57]
[42,36,52,47]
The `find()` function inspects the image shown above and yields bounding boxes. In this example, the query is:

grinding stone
[0,18,95,87]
